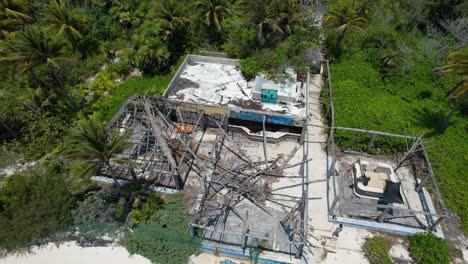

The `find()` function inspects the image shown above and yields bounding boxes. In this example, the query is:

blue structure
[229,110,295,126]
[261,89,277,103]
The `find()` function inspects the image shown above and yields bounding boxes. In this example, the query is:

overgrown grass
[409,232,450,264]
[330,58,468,232]
[363,236,392,264]
[81,75,172,122]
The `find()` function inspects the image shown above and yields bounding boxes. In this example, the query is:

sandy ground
[0,242,151,264]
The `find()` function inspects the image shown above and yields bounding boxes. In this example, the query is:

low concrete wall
[163,55,190,98]
[199,51,231,58]
[189,54,240,66]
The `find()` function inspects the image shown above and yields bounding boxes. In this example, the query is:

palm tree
[65,120,132,189]
[193,0,231,41]
[238,0,283,47]
[0,26,76,98]
[19,87,52,116]
[324,0,367,56]
[155,0,190,37]
[277,0,303,36]
[44,0,88,56]
[0,0,32,37]
[434,48,468,130]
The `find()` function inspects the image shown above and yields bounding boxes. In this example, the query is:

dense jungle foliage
[0,0,319,260]
[0,0,466,262]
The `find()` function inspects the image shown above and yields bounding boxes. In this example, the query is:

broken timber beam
[143,99,182,190]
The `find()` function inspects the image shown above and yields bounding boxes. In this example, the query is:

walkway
[303,71,370,264]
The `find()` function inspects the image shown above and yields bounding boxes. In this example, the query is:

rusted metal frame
[178,111,204,171]
[395,134,424,172]
[143,99,182,189]
[419,141,446,211]
[105,96,138,130]
[352,202,436,216]
[335,127,417,140]
[189,224,305,246]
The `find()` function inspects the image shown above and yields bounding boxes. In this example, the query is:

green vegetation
[325,0,468,232]
[0,169,73,250]
[363,237,392,264]
[131,192,165,225]
[65,119,132,188]
[0,1,316,259]
[0,0,465,261]
[71,190,125,239]
[409,232,450,264]
[122,194,201,264]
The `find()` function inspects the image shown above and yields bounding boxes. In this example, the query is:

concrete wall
[163,55,190,98]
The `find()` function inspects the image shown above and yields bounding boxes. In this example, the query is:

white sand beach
[0,242,151,264]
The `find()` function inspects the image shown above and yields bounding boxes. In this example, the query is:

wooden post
[367,133,376,152]
[143,99,182,190]
[395,135,423,172]
[429,216,445,231]
[189,224,195,237]
[241,211,249,250]
[300,119,307,144]
[415,173,431,192]
[329,197,340,215]
[378,207,390,223]
[262,115,268,168]
[295,244,304,259]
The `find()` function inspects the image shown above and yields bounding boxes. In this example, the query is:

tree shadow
[418,90,432,99]
[411,107,447,136]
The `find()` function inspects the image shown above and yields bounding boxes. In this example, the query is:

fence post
[378,207,390,223]
[367,133,376,152]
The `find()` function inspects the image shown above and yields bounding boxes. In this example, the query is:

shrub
[72,190,124,238]
[409,232,450,264]
[122,194,201,264]
[363,237,392,264]
[90,71,116,92]
[0,171,73,250]
[81,74,171,122]
[131,192,164,225]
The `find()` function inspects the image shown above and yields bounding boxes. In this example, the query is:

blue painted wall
[261,89,277,103]
[229,110,295,126]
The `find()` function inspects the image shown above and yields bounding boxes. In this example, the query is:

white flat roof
[168,59,305,117]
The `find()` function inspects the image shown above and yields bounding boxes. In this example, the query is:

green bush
[122,194,201,264]
[363,237,392,264]
[90,71,116,92]
[72,190,124,238]
[81,74,171,122]
[0,170,73,250]
[131,192,164,225]
[409,232,450,264]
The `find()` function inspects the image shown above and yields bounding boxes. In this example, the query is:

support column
[429,216,445,231]
[262,115,268,168]
[415,173,431,192]
[189,224,195,237]
[395,135,423,172]
[378,207,390,223]
[367,133,376,152]
[300,119,307,144]
[329,197,340,215]
[295,244,304,259]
